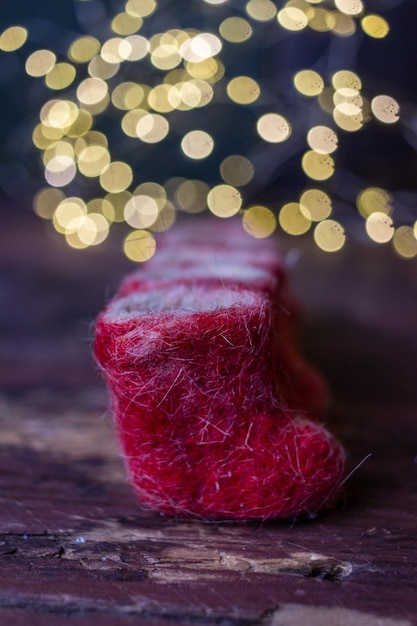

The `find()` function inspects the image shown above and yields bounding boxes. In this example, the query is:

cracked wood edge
[0,518,355,583]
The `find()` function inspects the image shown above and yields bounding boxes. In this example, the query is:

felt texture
[94,220,345,520]
[117,223,328,418]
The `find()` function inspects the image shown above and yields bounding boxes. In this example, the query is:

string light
[1,0,414,259]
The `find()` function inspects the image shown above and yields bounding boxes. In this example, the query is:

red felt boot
[95,235,345,520]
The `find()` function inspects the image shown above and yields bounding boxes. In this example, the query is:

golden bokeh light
[187,33,222,61]
[366,212,394,243]
[335,0,363,16]
[294,70,324,96]
[122,109,149,137]
[88,55,120,79]
[329,11,356,36]
[279,202,311,235]
[100,161,133,193]
[151,44,182,70]
[186,58,224,83]
[45,156,77,187]
[43,140,75,167]
[77,77,108,106]
[361,14,389,38]
[164,176,185,199]
[333,108,363,132]
[136,113,170,143]
[105,191,133,222]
[78,146,111,178]
[299,189,332,221]
[357,187,392,218]
[173,80,213,110]
[0,26,28,52]
[101,38,129,64]
[40,99,79,130]
[54,197,87,231]
[314,219,346,252]
[45,63,76,90]
[42,123,67,141]
[111,12,144,36]
[124,35,150,61]
[34,187,66,219]
[26,50,56,77]
[170,30,192,48]
[175,179,209,213]
[277,7,308,31]
[163,68,188,86]
[124,230,156,262]
[65,109,93,137]
[219,18,253,43]
[309,8,333,33]
[392,226,417,259]
[307,126,338,154]
[52,203,81,234]
[371,95,400,124]
[149,32,173,53]
[75,131,108,156]
[22,0,408,256]
[333,89,363,114]
[150,200,177,232]
[257,113,292,143]
[220,155,254,186]
[246,0,277,22]
[302,151,334,180]
[68,37,101,63]
[332,69,361,92]
[242,206,276,238]
[135,182,167,210]
[207,184,242,217]
[148,84,176,113]
[124,195,159,229]
[32,124,62,149]
[181,130,214,159]
[77,213,110,245]
[64,230,89,250]
[126,0,157,18]
[87,198,115,222]
[227,76,260,105]
[174,82,203,111]
[112,82,145,110]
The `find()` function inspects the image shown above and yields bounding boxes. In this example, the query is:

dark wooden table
[1,210,416,625]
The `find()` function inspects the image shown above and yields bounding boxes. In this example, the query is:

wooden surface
[1,211,417,625]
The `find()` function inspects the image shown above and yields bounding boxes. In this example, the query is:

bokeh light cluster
[2,0,416,259]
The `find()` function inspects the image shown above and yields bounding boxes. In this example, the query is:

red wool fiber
[94,220,346,520]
